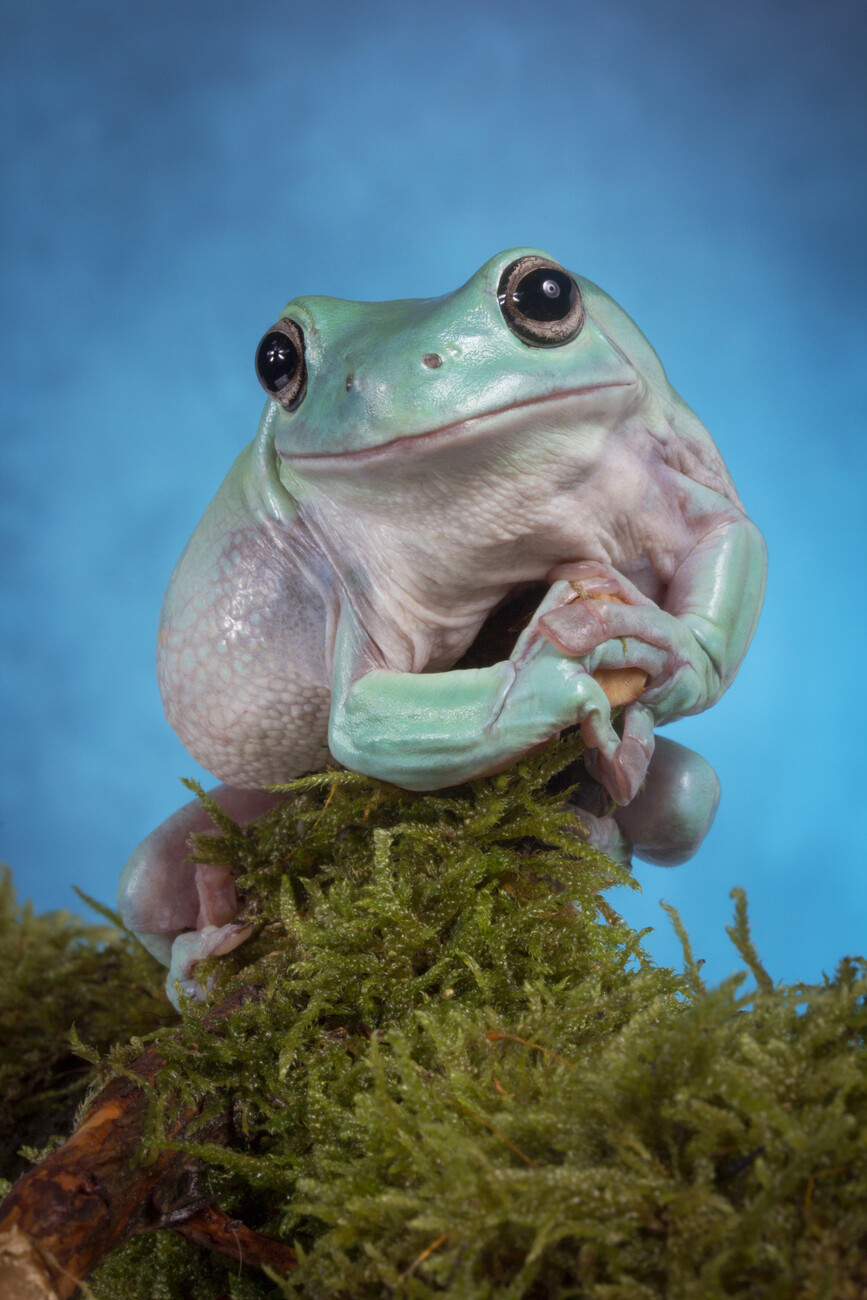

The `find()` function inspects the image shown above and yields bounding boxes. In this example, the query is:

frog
[118,248,767,1007]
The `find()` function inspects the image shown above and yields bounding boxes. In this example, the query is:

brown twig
[486,1029,578,1072]
[173,1203,297,1273]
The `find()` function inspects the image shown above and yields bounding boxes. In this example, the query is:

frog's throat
[277,380,638,471]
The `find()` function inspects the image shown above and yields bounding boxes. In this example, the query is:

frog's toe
[585,701,655,806]
[166,921,254,1010]
[546,560,653,608]
[613,736,720,867]
[569,807,633,868]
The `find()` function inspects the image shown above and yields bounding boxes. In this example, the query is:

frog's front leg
[327,590,626,792]
[542,510,767,728]
[118,786,284,1008]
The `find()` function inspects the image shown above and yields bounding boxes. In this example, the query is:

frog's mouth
[278,380,637,470]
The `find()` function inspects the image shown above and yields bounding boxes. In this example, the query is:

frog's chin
[277,380,639,473]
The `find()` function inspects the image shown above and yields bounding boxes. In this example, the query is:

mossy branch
[1,734,865,1298]
[0,989,297,1299]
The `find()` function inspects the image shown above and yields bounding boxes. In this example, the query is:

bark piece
[0,989,295,1298]
[0,1225,59,1300]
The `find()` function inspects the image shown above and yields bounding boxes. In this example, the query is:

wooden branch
[174,1204,297,1274]
[591,592,648,710]
[0,989,296,1299]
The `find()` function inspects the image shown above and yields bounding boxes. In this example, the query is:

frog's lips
[278,380,638,469]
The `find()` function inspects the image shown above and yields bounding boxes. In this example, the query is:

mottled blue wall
[2,0,865,985]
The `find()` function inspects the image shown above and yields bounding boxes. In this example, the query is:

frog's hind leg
[568,737,720,869]
[118,785,285,1008]
[612,736,721,867]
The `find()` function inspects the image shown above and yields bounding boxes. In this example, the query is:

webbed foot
[166,920,253,1009]
[613,735,720,866]
[569,736,720,868]
[118,785,285,1005]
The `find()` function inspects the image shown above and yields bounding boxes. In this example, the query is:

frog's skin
[119,248,766,1007]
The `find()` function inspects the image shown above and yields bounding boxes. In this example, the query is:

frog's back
[157,440,333,788]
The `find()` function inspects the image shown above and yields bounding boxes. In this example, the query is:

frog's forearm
[328,623,613,791]
[667,514,767,690]
[329,661,514,788]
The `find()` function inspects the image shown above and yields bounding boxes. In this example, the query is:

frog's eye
[497,256,584,347]
[255,319,307,409]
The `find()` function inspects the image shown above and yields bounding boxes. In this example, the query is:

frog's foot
[583,700,655,806]
[538,570,671,687]
[539,568,716,729]
[118,784,286,992]
[570,806,634,868]
[568,737,719,869]
[612,736,720,866]
[515,578,659,805]
[166,920,254,1010]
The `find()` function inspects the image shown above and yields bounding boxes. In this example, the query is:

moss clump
[0,866,170,1187]
[3,733,866,1297]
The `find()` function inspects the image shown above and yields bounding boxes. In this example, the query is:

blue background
[2,0,865,986]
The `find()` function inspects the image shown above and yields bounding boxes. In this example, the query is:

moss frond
[725,887,774,995]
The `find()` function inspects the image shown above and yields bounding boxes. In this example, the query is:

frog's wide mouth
[277,380,638,470]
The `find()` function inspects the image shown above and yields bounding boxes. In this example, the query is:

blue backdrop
[2,0,865,986]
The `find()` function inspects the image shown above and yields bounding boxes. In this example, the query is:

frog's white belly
[158,506,334,788]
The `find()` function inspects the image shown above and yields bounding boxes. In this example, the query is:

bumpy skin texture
[120,247,766,1005]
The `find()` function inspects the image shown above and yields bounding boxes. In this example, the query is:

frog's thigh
[613,737,721,867]
[118,785,285,966]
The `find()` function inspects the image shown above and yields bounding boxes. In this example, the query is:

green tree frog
[119,249,767,1006]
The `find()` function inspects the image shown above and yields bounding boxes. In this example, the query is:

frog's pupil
[512,268,576,322]
[257,331,299,393]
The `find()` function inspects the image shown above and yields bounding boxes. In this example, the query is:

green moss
[3,735,866,1296]
[0,866,170,1187]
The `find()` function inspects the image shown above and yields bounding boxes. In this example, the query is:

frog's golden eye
[255,318,307,409]
[497,256,584,347]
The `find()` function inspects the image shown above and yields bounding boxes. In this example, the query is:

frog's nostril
[422,353,443,369]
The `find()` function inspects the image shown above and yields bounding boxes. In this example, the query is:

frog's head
[256,248,640,476]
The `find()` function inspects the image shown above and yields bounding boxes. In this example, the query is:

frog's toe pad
[167,922,253,1010]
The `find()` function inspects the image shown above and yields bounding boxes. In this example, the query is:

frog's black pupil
[512,268,576,322]
[257,331,299,393]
